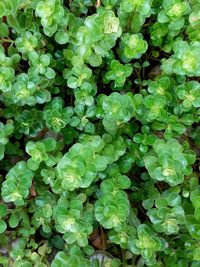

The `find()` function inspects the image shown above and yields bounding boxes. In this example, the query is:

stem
[95,250,114,259]
[121,249,126,266]
[142,67,145,80]
[0,38,14,43]
[96,0,101,8]
[100,226,106,267]
[148,57,161,62]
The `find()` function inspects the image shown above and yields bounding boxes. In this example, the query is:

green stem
[121,249,126,266]
[0,38,14,43]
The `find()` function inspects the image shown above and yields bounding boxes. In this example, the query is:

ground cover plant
[0,0,200,266]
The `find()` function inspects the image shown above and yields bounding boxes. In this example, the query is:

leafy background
[0,0,200,266]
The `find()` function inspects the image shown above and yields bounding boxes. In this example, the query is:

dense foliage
[0,0,200,266]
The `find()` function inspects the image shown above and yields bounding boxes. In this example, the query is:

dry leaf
[89,228,106,250]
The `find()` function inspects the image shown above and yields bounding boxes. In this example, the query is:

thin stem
[121,249,126,266]
[142,67,145,80]
[100,226,106,267]
[0,38,14,43]
[96,0,101,8]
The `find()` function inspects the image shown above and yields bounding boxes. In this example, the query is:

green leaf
[55,31,69,44]
[67,76,79,89]
[9,212,21,228]
[0,3,6,17]
[0,219,7,233]
[0,22,9,37]
[45,68,56,79]
[0,204,7,217]
[0,143,5,161]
